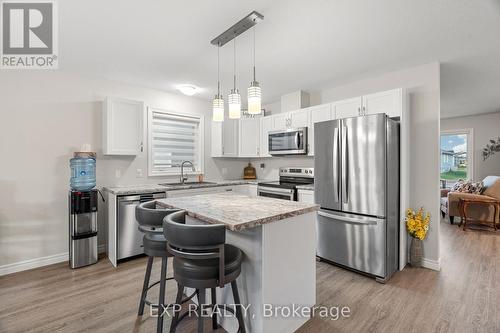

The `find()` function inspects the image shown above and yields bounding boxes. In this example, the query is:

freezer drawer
[316,210,386,278]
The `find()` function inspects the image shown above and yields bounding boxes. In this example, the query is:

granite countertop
[103,179,262,195]
[156,193,319,231]
[296,184,315,191]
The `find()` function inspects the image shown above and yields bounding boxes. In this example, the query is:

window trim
[440,128,474,181]
[147,107,205,177]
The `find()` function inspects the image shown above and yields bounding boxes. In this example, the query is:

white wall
[253,63,441,265]
[441,112,500,181]
[0,71,248,268]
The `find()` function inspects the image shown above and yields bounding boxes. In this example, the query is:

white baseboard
[0,252,68,276]
[0,244,108,276]
[421,257,441,271]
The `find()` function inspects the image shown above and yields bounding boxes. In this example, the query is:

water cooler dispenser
[69,149,98,268]
[69,190,98,268]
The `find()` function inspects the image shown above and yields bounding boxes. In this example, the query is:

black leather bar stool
[135,201,186,333]
[163,210,246,333]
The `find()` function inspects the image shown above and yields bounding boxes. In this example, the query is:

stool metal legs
[211,288,218,329]
[231,281,246,333]
[138,256,154,315]
[169,283,246,333]
[157,257,168,333]
[170,284,184,333]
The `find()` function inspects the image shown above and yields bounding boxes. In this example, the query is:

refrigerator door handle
[333,127,339,202]
[341,126,348,203]
[318,211,381,225]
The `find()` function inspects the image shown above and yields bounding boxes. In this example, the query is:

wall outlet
[136,168,143,178]
[260,163,265,169]
[222,168,228,175]
[115,169,122,178]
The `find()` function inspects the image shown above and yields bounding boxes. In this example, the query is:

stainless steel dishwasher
[117,192,166,260]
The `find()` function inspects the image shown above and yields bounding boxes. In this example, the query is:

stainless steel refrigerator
[314,113,399,282]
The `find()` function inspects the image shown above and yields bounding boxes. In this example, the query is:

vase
[410,238,423,267]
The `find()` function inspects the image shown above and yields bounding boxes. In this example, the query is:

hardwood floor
[0,219,498,332]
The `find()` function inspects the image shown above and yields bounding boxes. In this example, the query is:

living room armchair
[441,176,500,224]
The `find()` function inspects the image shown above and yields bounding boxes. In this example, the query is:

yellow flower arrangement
[405,208,430,240]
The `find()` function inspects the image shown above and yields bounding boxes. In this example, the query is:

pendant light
[212,43,224,122]
[228,39,241,119]
[248,26,262,114]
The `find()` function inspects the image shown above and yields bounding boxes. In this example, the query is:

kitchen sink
[158,181,217,186]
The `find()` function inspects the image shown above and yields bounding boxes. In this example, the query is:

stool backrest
[163,210,227,287]
[135,200,179,232]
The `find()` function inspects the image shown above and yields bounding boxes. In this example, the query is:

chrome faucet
[180,160,196,184]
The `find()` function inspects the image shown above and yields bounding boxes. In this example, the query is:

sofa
[440,176,500,224]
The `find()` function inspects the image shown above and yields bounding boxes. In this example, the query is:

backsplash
[250,156,314,180]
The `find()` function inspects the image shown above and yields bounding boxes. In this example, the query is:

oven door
[268,128,307,155]
[257,186,295,200]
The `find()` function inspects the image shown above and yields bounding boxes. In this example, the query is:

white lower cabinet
[166,186,235,198]
[297,189,315,204]
[165,184,258,199]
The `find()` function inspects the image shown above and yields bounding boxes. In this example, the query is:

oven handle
[258,188,294,199]
[258,187,294,195]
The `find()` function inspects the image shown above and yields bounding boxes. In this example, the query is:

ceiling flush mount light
[212,44,224,122]
[177,84,198,96]
[248,26,262,115]
[228,39,241,119]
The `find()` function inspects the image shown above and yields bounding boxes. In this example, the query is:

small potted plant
[405,208,430,267]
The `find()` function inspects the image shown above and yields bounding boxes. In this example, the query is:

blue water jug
[70,157,96,191]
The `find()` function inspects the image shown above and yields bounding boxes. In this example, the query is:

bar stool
[163,210,246,333]
[135,201,194,333]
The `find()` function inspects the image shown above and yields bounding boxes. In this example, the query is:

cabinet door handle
[358,107,361,116]
[362,106,366,116]
[140,142,144,152]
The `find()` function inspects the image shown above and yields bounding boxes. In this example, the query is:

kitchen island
[157,193,319,333]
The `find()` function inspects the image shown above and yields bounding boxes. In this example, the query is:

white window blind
[148,109,203,176]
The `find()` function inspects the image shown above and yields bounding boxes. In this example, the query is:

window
[440,129,473,188]
[148,108,204,176]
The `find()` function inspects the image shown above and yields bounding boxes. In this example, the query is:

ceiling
[60,0,500,118]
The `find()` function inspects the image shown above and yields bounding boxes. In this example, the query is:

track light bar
[210,11,264,47]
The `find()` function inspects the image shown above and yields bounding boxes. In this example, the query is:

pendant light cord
[233,39,237,90]
[253,25,256,81]
[217,42,220,95]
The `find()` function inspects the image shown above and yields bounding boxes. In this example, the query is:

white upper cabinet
[211,115,239,158]
[289,109,310,128]
[222,118,238,157]
[362,89,402,118]
[260,116,273,157]
[238,118,261,157]
[211,121,223,157]
[332,96,363,119]
[103,97,144,155]
[307,104,333,156]
[273,113,288,130]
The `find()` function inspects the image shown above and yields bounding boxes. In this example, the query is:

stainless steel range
[257,167,314,201]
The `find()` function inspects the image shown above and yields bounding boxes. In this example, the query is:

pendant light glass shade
[212,94,224,122]
[248,81,261,114]
[247,26,262,115]
[228,89,241,119]
[228,39,241,119]
[212,43,224,122]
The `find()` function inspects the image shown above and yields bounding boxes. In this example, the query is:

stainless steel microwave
[268,127,308,155]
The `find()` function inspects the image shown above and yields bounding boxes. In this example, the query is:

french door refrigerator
[314,113,399,282]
